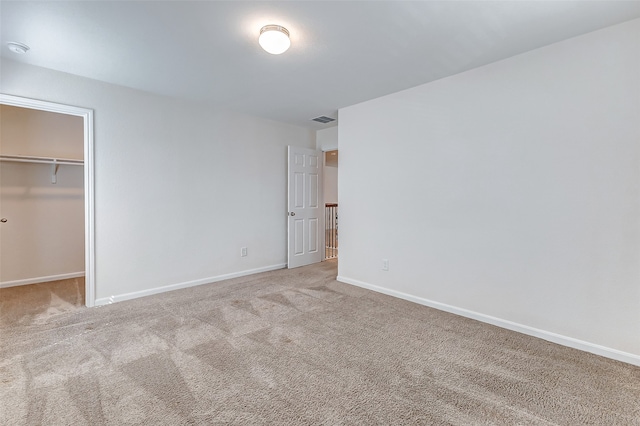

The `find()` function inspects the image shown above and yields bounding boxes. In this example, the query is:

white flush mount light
[259,25,290,55]
[7,41,30,54]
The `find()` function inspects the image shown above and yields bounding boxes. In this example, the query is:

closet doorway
[0,95,95,307]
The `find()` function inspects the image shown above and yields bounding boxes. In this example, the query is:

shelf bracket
[51,159,58,184]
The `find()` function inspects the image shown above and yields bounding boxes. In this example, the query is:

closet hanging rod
[0,154,84,166]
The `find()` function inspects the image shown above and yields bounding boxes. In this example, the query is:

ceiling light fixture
[259,25,290,55]
[7,41,30,54]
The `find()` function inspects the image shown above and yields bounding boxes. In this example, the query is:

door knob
[289,212,295,216]
[0,218,7,223]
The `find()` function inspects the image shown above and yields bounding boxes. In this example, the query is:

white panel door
[288,146,323,268]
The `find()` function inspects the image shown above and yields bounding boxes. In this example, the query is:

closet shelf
[0,154,84,166]
[0,154,84,184]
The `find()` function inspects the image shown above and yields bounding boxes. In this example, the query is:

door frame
[0,94,96,307]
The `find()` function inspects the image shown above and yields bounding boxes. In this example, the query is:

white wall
[1,105,85,284]
[316,126,338,152]
[1,105,84,158]
[317,127,339,205]
[324,164,338,205]
[338,19,640,364]
[1,60,315,303]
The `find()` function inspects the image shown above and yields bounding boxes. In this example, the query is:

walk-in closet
[0,104,85,322]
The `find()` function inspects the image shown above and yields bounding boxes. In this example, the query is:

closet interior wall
[0,105,85,287]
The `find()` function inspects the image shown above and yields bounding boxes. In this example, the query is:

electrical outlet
[382,259,389,271]
[241,247,248,257]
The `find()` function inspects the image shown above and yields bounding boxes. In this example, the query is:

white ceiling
[2,1,639,129]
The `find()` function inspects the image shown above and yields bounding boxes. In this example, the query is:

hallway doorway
[324,150,338,260]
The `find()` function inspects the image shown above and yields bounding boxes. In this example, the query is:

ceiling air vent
[311,116,336,124]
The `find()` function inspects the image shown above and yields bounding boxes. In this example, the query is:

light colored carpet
[1,261,638,425]
[0,276,85,326]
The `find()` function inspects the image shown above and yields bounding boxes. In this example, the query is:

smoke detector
[7,42,30,54]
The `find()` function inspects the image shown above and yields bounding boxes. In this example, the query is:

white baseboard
[1,272,85,288]
[336,275,640,367]
[95,264,287,306]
